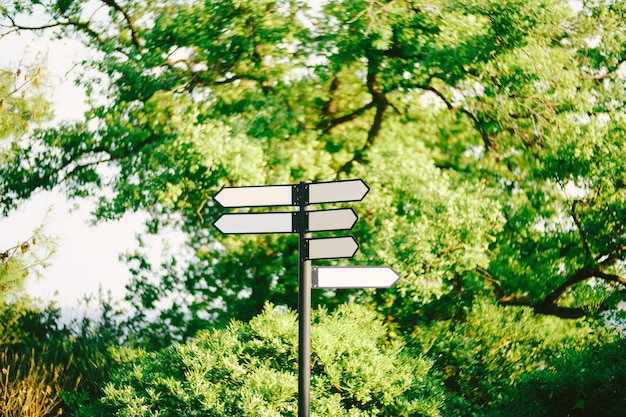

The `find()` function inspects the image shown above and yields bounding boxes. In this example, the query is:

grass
[1,350,78,417]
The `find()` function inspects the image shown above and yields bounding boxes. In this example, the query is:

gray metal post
[296,181,311,417]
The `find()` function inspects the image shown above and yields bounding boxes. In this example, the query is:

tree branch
[338,59,389,175]
[14,131,158,207]
[581,57,626,81]
[416,83,496,152]
[1,18,121,54]
[595,270,626,287]
[1,1,139,55]
[498,296,586,319]
[499,262,626,319]
[570,199,593,261]
[321,75,341,118]
[317,101,377,133]
[545,265,595,305]
[100,0,142,52]
[0,67,41,102]
[532,302,586,319]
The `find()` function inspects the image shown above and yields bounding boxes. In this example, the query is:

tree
[1,0,625,367]
[0,41,55,301]
[3,3,626,415]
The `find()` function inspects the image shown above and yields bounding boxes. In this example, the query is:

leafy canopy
[1,0,625,331]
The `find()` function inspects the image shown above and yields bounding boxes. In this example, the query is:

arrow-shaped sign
[307,236,358,260]
[311,266,400,289]
[308,179,369,204]
[214,184,294,208]
[307,208,357,232]
[213,212,293,234]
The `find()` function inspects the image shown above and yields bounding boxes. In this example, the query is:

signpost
[308,179,369,204]
[212,179,398,417]
[306,208,358,232]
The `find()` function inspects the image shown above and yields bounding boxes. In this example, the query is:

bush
[0,296,126,417]
[488,336,626,417]
[414,299,609,416]
[97,303,444,417]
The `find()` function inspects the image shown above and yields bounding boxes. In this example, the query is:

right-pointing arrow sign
[307,236,358,260]
[312,266,400,289]
[307,208,358,232]
[308,179,369,204]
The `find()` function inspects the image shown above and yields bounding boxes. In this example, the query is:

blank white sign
[312,266,400,288]
[307,236,358,260]
[307,208,357,232]
[214,185,294,208]
[213,212,293,234]
[308,179,369,204]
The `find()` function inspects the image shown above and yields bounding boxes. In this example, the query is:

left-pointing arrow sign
[214,184,294,208]
[213,212,294,234]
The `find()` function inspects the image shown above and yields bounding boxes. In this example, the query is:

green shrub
[488,336,626,417]
[0,296,126,416]
[98,303,444,417]
[414,299,610,416]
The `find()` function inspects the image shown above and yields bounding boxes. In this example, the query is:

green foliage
[415,299,617,416]
[0,0,604,326]
[0,296,128,416]
[488,336,626,417]
[0,222,56,303]
[2,2,626,415]
[351,131,504,328]
[0,52,55,300]
[0,62,51,138]
[0,298,70,351]
[97,303,444,417]
[0,0,619,330]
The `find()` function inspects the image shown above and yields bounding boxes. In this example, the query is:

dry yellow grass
[1,350,78,417]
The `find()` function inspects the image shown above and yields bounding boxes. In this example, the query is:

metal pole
[297,181,311,417]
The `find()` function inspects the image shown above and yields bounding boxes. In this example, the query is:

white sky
[0,31,145,307]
